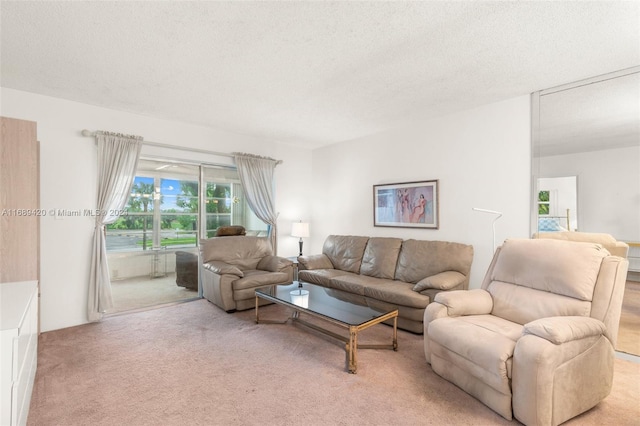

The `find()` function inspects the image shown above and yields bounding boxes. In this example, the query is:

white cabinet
[1,281,38,426]
[1,117,40,425]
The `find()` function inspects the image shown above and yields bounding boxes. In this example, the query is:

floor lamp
[472,208,503,253]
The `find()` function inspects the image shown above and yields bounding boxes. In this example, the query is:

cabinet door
[0,117,39,283]
[0,328,18,426]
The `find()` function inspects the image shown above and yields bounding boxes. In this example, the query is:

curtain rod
[81,129,234,158]
[81,129,283,165]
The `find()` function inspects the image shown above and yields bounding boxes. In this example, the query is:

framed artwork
[373,180,439,229]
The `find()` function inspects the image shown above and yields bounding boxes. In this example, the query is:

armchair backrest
[481,239,628,344]
[199,236,273,270]
[533,231,629,258]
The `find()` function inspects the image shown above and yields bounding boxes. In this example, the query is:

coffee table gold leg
[393,316,398,351]
[348,327,358,374]
[255,296,259,323]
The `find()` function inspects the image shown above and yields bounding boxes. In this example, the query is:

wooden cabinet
[0,117,39,425]
[0,117,39,283]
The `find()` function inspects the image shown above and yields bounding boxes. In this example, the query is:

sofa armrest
[413,271,466,291]
[203,261,243,277]
[523,316,606,344]
[297,253,333,270]
[257,255,293,272]
[433,289,493,317]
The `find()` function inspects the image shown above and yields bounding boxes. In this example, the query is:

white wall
[539,145,640,242]
[1,88,312,331]
[309,96,532,287]
[1,88,531,330]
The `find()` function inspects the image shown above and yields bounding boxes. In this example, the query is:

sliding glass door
[104,158,267,314]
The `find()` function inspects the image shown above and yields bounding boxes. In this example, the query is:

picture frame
[373,180,439,229]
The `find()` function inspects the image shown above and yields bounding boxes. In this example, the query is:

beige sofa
[297,235,474,333]
[424,238,628,425]
[533,231,629,258]
[199,236,294,312]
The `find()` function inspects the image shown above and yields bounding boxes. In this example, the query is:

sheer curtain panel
[233,153,281,252]
[88,132,142,322]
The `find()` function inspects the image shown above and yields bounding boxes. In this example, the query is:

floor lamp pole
[472,208,503,253]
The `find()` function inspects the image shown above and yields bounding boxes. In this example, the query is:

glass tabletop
[255,281,396,327]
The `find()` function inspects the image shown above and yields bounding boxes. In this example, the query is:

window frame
[105,158,266,252]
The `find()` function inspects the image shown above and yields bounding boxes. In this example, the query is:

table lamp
[291,221,309,256]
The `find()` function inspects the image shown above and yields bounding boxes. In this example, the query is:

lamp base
[290,289,309,308]
[298,238,303,256]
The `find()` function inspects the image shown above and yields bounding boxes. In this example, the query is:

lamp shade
[291,222,310,238]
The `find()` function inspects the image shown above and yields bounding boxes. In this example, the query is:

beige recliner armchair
[424,238,628,426]
[200,236,293,312]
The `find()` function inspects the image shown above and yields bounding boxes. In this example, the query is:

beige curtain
[233,153,280,252]
[88,132,142,322]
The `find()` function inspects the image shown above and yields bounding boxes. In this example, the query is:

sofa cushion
[413,271,466,291]
[429,314,521,394]
[298,269,352,287]
[323,235,369,273]
[360,237,403,279]
[395,240,473,284]
[327,274,382,295]
[363,280,431,309]
[488,281,591,325]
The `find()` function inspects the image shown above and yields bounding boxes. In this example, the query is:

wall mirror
[536,176,578,232]
[531,66,640,356]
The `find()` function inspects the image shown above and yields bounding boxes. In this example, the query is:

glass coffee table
[255,281,398,373]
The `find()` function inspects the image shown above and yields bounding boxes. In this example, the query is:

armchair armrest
[202,261,243,277]
[257,255,293,272]
[297,253,333,270]
[523,316,606,344]
[433,288,493,317]
[513,316,613,424]
[423,289,493,365]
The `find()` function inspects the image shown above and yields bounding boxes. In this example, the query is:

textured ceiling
[1,1,639,149]
[539,71,640,157]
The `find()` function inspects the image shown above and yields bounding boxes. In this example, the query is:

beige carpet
[28,299,640,426]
